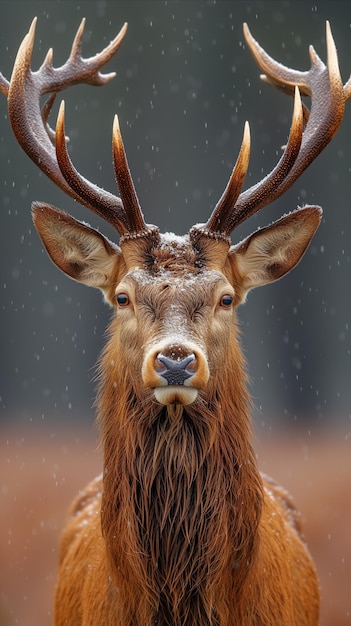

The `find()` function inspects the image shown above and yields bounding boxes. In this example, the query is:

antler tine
[202,86,303,238]
[242,21,345,196]
[223,86,304,234]
[194,121,251,240]
[6,17,140,235]
[242,22,316,98]
[55,101,130,234]
[8,18,81,200]
[67,18,121,87]
[34,17,126,141]
[36,17,127,93]
[54,103,152,237]
[202,21,348,239]
[112,115,156,238]
[42,92,61,145]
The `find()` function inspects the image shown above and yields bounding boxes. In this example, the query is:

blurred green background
[1,2,351,625]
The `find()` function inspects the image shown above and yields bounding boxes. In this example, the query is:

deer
[1,16,350,626]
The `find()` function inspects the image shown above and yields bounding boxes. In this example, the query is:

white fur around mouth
[154,386,198,406]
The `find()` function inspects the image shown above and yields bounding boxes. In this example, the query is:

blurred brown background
[1,1,350,624]
[1,427,351,625]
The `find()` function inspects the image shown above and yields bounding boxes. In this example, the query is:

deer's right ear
[32,203,126,305]
[224,206,322,305]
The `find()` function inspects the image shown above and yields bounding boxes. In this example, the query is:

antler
[2,17,152,238]
[195,21,350,240]
[3,19,349,244]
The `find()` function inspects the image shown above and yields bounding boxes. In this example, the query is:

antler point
[25,16,37,52]
[113,113,120,129]
[43,47,54,67]
[99,71,117,85]
[294,84,301,103]
[29,16,38,34]
[57,100,66,133]
[308,44,319,66]
[325,19,338,64]
[242,22,252,42]
[112,113,125,159]
[78,17,86,33]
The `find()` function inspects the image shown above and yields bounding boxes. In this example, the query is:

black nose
[155,353,197,386]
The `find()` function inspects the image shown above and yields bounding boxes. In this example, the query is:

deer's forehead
[122,269,229,298]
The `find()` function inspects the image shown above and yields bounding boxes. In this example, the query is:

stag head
[1,18,349,409]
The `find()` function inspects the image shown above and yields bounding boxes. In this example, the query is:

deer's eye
[116,293,130,307]
[220,294,234,308]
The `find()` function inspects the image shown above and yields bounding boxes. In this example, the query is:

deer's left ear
[224,206,322,304]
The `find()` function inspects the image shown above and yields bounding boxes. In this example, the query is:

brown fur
[52,231,320,625]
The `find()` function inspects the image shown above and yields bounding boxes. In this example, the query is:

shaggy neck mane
[97,323,263,626]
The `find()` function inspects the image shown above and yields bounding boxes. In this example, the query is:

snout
[142,342,209,405]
